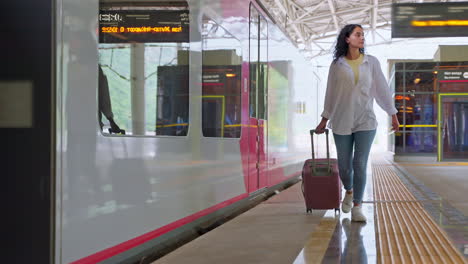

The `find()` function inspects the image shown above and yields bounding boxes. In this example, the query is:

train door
[1,0,54,263]
[248,4,268,193]
[438,94,468,161]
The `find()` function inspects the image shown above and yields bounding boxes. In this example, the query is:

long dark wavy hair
[333,24,365,63]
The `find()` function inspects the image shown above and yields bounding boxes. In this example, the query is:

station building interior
[389,45,468,161]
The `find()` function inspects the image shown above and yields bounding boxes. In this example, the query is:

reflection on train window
[98,2,189,136]
[202,16,242,138]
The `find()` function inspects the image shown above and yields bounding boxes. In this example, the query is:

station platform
[152,153,467,264]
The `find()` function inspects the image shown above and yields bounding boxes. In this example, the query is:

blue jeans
[333,130,376,204]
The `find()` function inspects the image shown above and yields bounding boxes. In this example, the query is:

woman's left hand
[391,114,400,132]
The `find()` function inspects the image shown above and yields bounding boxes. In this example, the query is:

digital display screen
[99,10,189,43]
[392,2,468,38]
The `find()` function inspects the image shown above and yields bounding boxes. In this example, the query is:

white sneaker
[342,192,353,213]
[351,205,367,222]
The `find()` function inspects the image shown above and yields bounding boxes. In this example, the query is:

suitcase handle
[310,129,331,174]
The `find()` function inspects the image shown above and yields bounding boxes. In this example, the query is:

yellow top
[345,53,364,85]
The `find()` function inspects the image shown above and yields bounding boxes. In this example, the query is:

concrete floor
[393,159,468,216]
[151,154,467,263]
[153,183,325,264]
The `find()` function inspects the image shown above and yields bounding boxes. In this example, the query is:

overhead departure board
[99,10,189,43]
[392,2,468,38]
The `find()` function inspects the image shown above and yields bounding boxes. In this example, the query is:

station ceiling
[260,0,463,59]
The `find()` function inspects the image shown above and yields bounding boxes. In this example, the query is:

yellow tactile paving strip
[373,163,466,264]
[292,212,338,264]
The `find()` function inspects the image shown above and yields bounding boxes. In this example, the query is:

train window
[258,15,268,120]
[249,5,268,120]
[98,1,189,136]
[249,6,259,118]
[202,16,242,138]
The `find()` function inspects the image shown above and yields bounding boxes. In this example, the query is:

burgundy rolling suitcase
[301,129,341,214]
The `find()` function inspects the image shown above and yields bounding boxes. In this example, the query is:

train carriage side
[3,0,318,263]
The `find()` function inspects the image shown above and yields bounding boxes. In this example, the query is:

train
[3,0,323,263]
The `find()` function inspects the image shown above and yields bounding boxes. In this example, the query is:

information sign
[99,10,189,43]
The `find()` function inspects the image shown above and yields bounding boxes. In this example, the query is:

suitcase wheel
[334,208,340,215]
[306,209,312,213]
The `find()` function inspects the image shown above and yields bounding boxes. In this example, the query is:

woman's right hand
[315,118,328,134]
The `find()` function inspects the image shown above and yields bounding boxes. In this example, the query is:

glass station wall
[392,61,468,156]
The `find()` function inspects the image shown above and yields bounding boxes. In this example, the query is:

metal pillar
[131,43,145,135]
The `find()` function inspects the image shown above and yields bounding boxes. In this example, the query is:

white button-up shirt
[321,54,398,135]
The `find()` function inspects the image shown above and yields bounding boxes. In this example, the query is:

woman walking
[315,24,400,222]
